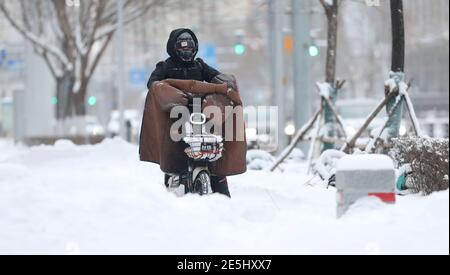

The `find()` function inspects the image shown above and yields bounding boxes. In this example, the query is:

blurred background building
[0,13,24,139]
[0,0,448,144]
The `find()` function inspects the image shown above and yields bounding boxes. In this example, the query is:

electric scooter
[167,95,224,196]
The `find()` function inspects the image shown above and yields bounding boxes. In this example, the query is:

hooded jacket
[147,28,221,89]
[140,29,247,177]
[139,77,247,177]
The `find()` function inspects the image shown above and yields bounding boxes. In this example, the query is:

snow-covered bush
[246,150,275,171]
[287,148,306,162]
[390,137,449,195]
[313,150,347,182]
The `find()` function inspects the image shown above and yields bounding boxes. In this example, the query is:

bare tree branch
[0,1,72,70]
[0,0,166,118]
[319,0,332,12]
[94,0,165,40]
[86,33,115,83]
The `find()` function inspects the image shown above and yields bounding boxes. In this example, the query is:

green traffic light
[308,45,320,57]
[51,96,58,105]
[234,44,246,55]
[88,96,97,106]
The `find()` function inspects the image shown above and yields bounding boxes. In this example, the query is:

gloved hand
[213,74,238,91]
[225,87,243,106]
[152,81,189,112]
[212,74,243,106]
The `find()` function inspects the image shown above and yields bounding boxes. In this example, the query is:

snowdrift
[0,139,448,255]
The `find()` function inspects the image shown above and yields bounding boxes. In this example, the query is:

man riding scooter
[139,28,247,197]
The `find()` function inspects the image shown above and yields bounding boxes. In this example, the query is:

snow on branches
[390,137,449,195]
[0,0,165,118]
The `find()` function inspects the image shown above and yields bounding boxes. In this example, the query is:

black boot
[165,174,231,198]
[211,176,231,198]
[164,174,170,188]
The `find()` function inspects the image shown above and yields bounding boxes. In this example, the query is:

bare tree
[318,0,344,150]
[0,0,164,120]
[384,0,405,142]
[319,0,342,84]
[390,0,405,74]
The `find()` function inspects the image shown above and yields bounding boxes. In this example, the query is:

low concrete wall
[24,135,106,146]
[336,154,396,218]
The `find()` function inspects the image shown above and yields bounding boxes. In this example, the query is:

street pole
[292,0,312,151]
[117,0,125,140]
[268,1,276,105]
[271,0,287,153]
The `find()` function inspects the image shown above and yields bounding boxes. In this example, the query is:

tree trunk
[385,0,405,144]
[55,72,75,120]
[322,0,340,151]
[325,1,339,84]
[73,93,86,116]
[73,82,88,116]
[391,0,405,73]
[55,70,91,120]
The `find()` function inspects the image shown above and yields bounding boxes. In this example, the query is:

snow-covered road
[0,139,448,255]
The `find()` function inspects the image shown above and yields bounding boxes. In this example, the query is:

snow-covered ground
[0,138,448,255]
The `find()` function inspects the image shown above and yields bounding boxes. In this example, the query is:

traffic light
[234,43,246,56]
[308,44,320,57]
[88,96,97,106]
[51,96,58,106]
[234,30,246,56]
[284,35,294,54]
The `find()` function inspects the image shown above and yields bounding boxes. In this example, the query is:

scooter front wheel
[193,171,212,195]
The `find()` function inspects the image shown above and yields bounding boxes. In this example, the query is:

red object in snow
[369,193,396,203]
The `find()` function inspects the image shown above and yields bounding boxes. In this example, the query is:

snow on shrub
[287,148,306,162]
[246,150,275,171]
[389,137,449,195]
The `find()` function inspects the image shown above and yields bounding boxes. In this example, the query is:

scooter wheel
[193,171,212,195]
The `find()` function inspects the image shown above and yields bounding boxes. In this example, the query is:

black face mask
[175,32,196,62]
